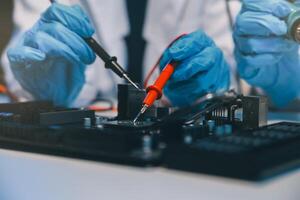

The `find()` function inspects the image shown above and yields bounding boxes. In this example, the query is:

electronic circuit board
[0,84,299,181]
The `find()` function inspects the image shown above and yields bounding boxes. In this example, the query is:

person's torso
[74,0,237,105]
[8,0,239,106]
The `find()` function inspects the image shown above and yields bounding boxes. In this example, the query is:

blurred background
[0,0,13,84]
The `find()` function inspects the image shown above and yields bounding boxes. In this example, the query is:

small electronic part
[241,96,268,129]
[84,117,92,128]
[117,84,148,120]
[207,120,216,133]
[117,84,172,121]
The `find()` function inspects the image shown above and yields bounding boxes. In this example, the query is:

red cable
[143,33,187,88]
[87,105,117,112]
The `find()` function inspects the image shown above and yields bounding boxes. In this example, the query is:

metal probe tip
[123,74,142,91]
[133,105,148,124]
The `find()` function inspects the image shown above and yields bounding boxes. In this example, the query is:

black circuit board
[0,99,299,181]
[0,116,300,181]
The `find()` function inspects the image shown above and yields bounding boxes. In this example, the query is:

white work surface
[0,113,299,200]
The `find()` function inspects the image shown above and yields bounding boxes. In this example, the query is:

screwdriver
[133,61,178,123]
[49,0,141,91]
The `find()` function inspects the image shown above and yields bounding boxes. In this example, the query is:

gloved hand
[7,3,96,106]
[234,0,300,107]
[159,30,230,107]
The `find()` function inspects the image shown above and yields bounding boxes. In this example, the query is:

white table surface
[0,113,299,200]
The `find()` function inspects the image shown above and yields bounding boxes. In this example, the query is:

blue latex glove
[159,30,230,107]
[234,0,300,107]
[7,3,96,106]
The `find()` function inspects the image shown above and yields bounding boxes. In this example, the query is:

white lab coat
[1,0,241,107]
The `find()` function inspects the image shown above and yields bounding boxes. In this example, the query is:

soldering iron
[49,0,141,91]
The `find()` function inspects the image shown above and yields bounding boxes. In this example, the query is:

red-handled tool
[133,61,178,123]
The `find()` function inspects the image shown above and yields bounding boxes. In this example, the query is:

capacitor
[184,135,193,144]
[84,117,92,128]
[215,126,225,136]
[142,135,152,153]
[95,116,102,126]
[207,120,216,133]
[224,124,233,135]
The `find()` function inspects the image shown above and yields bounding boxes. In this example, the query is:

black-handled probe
[49,0,141,90]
